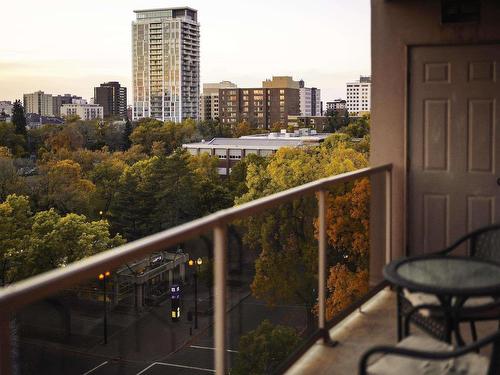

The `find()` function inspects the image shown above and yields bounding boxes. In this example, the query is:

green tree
[232,320,300,375]
[11,100,27,137]
[197,119,231,139]
[324,109,341,132]
[0,149,26,200]
[0,195,32,285]
[19,210,124,279]
[130,118,196,155]
[110,149,199,240]
[89,157,127,214]
[123,119,133,150]
[339,114,370,138]
[190,153,233,215]
[0,123,27,157]
[44,159,96,214]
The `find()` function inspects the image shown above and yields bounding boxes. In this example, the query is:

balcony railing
[0,164,392,374]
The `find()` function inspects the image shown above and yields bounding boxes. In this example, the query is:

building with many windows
[326,99,346,112]
[199,81,237,121]
[132,7,200,122]
[60,103,103,121]
[346,75,371,115]
[299,81,321,117]
[23,91,54,116]
[52,94,83,117]
[94,82,127,119]
[218,87,300,129]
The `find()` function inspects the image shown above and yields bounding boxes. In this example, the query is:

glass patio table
[384,255,500,345]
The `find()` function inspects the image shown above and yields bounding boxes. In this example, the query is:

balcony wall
[370,0,500,265]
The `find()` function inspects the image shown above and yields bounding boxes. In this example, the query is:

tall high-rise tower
[132,8,200,122]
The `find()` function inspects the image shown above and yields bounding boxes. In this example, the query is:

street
[15,281,308,374]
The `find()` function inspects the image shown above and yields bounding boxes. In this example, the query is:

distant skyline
[0,0,370,104]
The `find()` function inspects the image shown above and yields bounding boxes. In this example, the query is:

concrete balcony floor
[286,288,496,375]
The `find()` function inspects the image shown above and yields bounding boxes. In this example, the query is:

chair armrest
[436,234,471,255]
[436,223,500,256]
[359,330,500,375]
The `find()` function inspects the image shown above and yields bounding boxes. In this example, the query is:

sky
[0,0,370,104]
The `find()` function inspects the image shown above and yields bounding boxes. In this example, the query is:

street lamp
[98,271,111,344]
[188,258,203,329]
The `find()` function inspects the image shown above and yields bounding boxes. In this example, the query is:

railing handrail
[0,163,392,316]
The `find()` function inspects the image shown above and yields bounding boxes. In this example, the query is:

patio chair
[359,327,500,375]
[397,224,500,342]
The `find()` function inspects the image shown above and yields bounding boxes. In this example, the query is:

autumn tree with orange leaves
[236,126,372,324]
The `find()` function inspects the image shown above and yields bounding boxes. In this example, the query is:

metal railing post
[214,224,227,374]
[385,168,392,264]
[318,190,327,331]
[318,190,337,346]
[0,314,11,375]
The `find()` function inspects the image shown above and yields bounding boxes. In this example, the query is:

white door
[409,44,500,255]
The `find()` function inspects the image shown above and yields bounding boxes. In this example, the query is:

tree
[0,123,27,157]
[197,119,231,139]
[109,150,199,240]
[324,109,341,133]
[44,159,96,214]
[232,320,300,375]
[11,100,27,137]
[0,149,26,200]
[0,195,32,285]
[232,121,253,138]
[123,119,133,150]
[19,210,124,279]
[226,154,267,201]
[45,126,84,151]
[0,194,125,283]
[190,153,233,215]
[325,264,368,319]
[235,137,370,327]
[89,157,127,214]
[130,118,196,155]
[338,113,370,139]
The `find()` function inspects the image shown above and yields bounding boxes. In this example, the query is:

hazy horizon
[0,0,370,105]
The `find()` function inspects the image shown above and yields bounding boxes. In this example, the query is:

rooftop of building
[262,76,301,89]
[183,129,331,150]
[183,137,305,150]
[133,7,197,13]
[347,75,372,85]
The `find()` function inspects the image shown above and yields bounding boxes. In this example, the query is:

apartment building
[219,87,300,129]
[94,82,127,119]
[52,94,83,117]
[299,84,321,117]
[23,91,54,116]
[60,103,103,120]
[132,7,200,122]
[199,81,237,121]
[346,75,371,115]
[326,99,346,112]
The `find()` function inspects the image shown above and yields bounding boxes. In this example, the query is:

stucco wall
[369,0,500,282]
